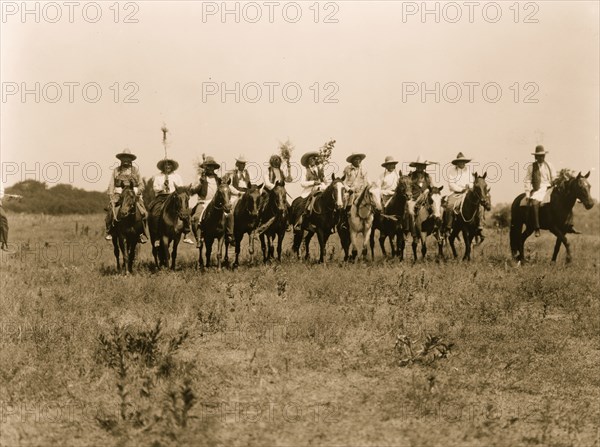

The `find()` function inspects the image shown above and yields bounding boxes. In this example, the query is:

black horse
[369,175,412,260]
[232,183,263,268]
[510,170,593,263]
[291,174,345,263]
[446,173,491,261]
[259,181,289,263]
[110,182,144,274]
[148,186,191,270]
[198,180,231,270]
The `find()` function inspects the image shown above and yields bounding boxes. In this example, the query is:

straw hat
[451,152,472,165]
[116,148,137,162]
[157,158,179,172]
[301,151,319,168]
[381,156,399,167]
[201,156,220,170]
[346,152,366,163]
[531,145,549,155]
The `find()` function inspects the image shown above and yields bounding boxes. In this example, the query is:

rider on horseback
[105,149,149,244]
[191,156,221,247]
[378,156,400,207]
[223,155,251,244]
[343,152,369,210]
[524,145,554,237]
[443,152,473,233]
[293,151,328,232]
[408,155,433,215]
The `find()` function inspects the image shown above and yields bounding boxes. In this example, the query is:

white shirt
[524,161,555,194]
[378,170,399,196]
[202,177,219,202]
[447,165,472,193]
[153,173,184,194]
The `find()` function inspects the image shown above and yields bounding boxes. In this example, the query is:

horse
[411,186,445,261]
[291,174,345,263]
[369,175,412,260]
[347,184,383,261]
[110,182,144,274]
[148,186,191,270]
[510,170,593,263]
[258,181,289,263]
[198,180,232,270]
[446,173,491,261]
[232,183,263,268]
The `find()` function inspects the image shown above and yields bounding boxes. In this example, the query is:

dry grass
[1,209,599,446]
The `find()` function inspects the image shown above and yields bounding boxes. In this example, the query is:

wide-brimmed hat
[409,155,431,168]
[157,158,179,172]
[201,156,220,170]
[381,156,399,167]
[269,154,282,165]
[301,151,319,168]
[531,145,549,156]
[116,148,137,162]
[346,152,366,163]
[451,152,472,165]
[235,154,248,164]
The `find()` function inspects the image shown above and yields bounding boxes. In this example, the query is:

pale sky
[1,0,598,204]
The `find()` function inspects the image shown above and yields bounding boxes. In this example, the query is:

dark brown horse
[412,186,445,261]
[148,186,191,270]
[446,173,491,261]
[291,174,345,263]
[510,170,593,263]
[369,175,412,260]
[259,181,289,263]
[198,180,231,270]
[232,183,263,268]
[111,182,144,273]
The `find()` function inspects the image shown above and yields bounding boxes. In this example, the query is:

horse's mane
[552,169,576,192]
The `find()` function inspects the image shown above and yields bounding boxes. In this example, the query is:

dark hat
[201,156,220,169]
[409,155,431,168]
[157,158,179,172]
[451,152,472,165]
[346,152,366,163]
[116,148,137,162]
[531,145,549,155]
[301,151,319,168]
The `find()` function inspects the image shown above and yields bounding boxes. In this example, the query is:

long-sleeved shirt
[447,165,472,193]
[524,161,554,194]
[224,168,250,195]
[300,166,327,198]
[343,164,368,191]
[193,175,220,201]
[108,166,143,196]
[264,167,284,190]
[153,172,184,195]
[378,170,399,197]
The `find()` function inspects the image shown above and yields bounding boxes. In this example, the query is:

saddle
[519,188,553,207]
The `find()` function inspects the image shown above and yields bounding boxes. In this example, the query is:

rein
[459,188,482,223]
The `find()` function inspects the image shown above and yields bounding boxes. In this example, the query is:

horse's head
[396,175,413,199]
[216,179,232,213]
[174,185,191,220]
[365,184,383,212]
[329,173,346,210]
[271,181,288,213]
[429,186,444,223]
[473,172,491,211]
[245,183,263,218]
[574,171,594,210]
[118,181,137,219]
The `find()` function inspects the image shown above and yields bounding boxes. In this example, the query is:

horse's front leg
[112,238,121,271]
[268,235,275,260]
[304,231,314,261]
[349,227,359,261]
[223,236,230,268]
[364,226,374,260]
[171,239,179,270]
[276,231,284,262]
[462,228,471,261]
[448,228,459,259]
[128,238,137,273]
[316,229,327,264]
[549,226,570,263]
[205,237,213,268]
[216,237,224,270]
[161,235,170,268]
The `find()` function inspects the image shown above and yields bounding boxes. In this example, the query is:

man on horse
[343,152,369,210]
[293,151,328,231]
[444,152,475,232]
[223,155,252,244]
[105,149,149,244]
[524,145,556,237]
[408,155,433,215]
[264,154,285,190]
[0,180,22,251]
[378,156,400,207]
[191,156,222,246]
[149,158,194,246]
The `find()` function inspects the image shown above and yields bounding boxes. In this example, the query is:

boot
[532,201,541,237]
[138,217,149,244]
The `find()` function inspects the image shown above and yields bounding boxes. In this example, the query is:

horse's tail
[509,194,525,255]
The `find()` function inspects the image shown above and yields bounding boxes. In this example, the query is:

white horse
[349,184,383,260]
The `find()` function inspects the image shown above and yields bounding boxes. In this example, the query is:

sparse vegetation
[0,211,599,446]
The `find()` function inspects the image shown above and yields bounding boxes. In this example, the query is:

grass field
[1,207,599,447]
